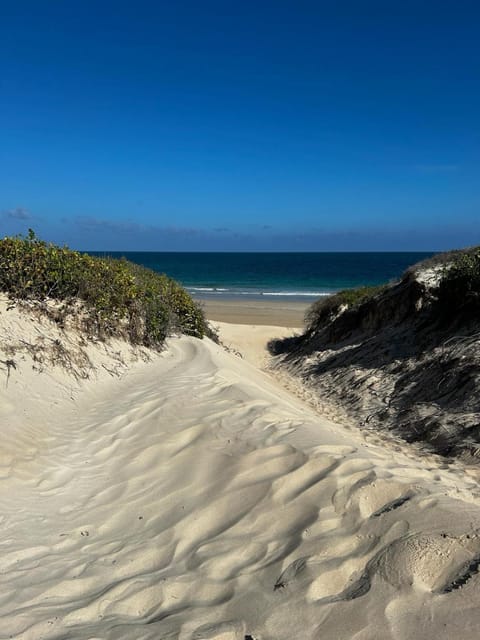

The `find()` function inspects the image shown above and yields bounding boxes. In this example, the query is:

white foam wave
[261,292,331,297]
[188,287,333,298]
[189,287,229,292]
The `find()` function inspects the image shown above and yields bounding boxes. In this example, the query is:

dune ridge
[269,249,480,461]
[1,302,480,639]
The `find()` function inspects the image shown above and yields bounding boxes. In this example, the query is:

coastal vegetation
[270,246,480,461]
[0,231,210,348]
[436,247,480,317]
[304,246,480,334]
[304,284,387,330]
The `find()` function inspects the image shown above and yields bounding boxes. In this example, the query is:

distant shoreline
[88,251,434,301]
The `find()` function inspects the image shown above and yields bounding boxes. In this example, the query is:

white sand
[213,320,302,368]
[2,300,480,639]
[197,298,308,328]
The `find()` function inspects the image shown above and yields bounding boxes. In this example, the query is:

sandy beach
[197,297,309,328]
[1,297,480,639]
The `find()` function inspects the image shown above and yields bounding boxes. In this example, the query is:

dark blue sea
[90,252,434,303]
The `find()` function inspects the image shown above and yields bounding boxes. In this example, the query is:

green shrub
[403,246,477,278]
[0,230,209,348]
[302,247,480,336]
[436,248,480,317]
[305,284,386,331]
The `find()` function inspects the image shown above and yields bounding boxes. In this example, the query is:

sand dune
[1,306,480,638]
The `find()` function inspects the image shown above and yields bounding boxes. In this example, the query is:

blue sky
[1,0,479,250]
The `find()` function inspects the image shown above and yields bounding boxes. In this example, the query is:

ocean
[90,252,434,303]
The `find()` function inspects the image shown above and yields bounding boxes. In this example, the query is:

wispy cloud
[3,206,32,220]
[73,216,222,238]
[74,216,143,233]
[44,214,480,252]
[414,164,459,174]
[63,216,256,250]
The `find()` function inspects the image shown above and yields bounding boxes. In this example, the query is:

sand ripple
[1,331,480,639]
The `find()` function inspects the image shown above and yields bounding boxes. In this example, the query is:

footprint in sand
[307,556,371,602]
[352,479,417,519]
[373,532,480,593]
[183,618,246,639]
[274,556,308,590]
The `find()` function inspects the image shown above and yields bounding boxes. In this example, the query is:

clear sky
[1,0,479,251]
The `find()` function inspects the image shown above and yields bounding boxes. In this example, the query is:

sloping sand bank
[267,265,480,461]
[2,319,480,638]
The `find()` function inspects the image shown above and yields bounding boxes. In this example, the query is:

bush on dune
[0,230,210,348]
[304,284,387,331]
[303,246,480,336]
[436,248,480,317]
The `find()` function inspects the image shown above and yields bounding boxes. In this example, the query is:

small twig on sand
[1,359,17,388]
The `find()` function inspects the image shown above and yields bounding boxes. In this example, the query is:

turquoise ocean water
[90,252,434,303]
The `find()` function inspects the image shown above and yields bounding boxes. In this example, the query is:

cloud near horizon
[58,216,480,252]
[3,206,32,220]
[73,216,211,238]
[2,213,479,252]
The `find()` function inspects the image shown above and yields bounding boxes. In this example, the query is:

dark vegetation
[436,248,480,319]
[304,284,387,331]
[404,244,480,276]
[0,230,212,349]
[270,246,480,461]
[299,245,480,340]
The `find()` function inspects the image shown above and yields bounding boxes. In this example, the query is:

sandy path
[2,331,480,639]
